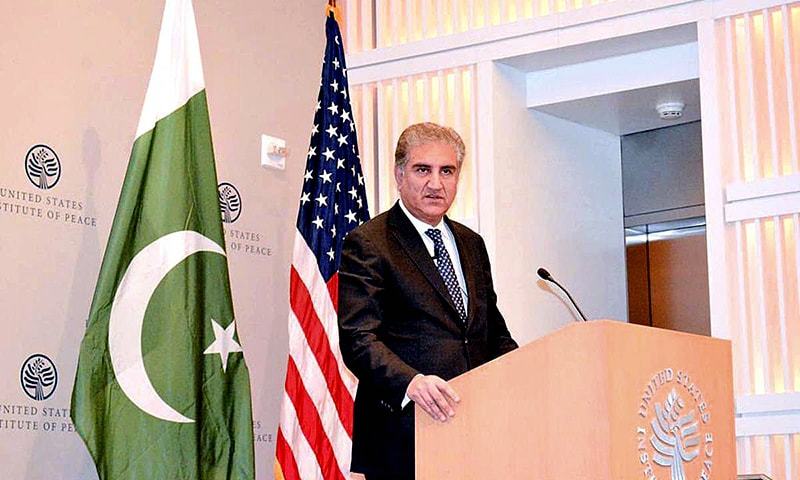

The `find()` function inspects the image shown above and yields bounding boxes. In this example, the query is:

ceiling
[531,78,701,136]
[498,23,698,73]
[497,23,701,136]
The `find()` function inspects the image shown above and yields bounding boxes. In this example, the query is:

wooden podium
[415,320,736,479]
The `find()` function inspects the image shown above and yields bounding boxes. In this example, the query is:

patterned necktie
[425,228,467,323]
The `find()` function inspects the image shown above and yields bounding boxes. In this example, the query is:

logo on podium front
[636,368,714,480]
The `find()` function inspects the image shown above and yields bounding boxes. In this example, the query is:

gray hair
[394,122,466,168]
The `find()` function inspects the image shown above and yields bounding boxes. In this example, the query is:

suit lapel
[387,204,463,323]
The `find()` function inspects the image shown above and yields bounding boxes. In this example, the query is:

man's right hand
[406,374,460,422]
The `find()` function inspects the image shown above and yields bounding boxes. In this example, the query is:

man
[338,122,518,480]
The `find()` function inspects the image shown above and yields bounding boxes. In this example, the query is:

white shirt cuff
[401,374,423,409]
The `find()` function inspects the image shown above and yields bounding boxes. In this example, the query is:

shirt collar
[398,198,445,237]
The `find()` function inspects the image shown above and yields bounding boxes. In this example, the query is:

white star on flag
[326,125,338,138]
[320,171,333,183]
[304,169,313,182]
[330,79,339,92]
[203,318,243,373]
[322,148,335,161]
[312,216,324,229]
[327,102,339,115]
[299,192,311,205]
[307,146,316,159]
[345,209,357,223]
[337,134,348,147]
[315,193,328,207]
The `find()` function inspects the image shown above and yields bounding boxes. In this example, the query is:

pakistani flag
[70,1,255,479]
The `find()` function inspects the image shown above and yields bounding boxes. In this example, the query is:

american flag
[274,10,369,480]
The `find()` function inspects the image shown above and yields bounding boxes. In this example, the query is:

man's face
[394,142,460,226]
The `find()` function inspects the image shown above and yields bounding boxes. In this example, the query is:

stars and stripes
[275,10,369,480]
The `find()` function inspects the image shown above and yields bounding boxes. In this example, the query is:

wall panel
[707,3,800,478]
[0,2,328,479]
[350,65,479,225]
[737,434,800,479]
[342,0,617,52]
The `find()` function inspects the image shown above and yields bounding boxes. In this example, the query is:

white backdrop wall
[0,1,325,478]
[489,62,628,344]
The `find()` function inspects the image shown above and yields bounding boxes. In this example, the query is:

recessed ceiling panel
[532,79,701,135]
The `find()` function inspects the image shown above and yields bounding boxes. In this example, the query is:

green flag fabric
[70,1,255,479]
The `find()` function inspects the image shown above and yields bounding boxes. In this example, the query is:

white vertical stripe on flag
[278,390,324,480]
[288,310,352,477]
[136,0,205,138]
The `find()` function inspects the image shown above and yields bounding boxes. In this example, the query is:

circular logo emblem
[636,368,714,480]
[218,182,242,224]
[25,145,62,190]
[20,354,58,401]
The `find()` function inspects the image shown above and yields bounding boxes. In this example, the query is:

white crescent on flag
[108,230,224,423]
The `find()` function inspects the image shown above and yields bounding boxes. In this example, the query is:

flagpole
[327,0,341,22]
[274,5,370,479]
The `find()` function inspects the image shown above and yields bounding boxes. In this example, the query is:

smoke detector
[656,102,685,120]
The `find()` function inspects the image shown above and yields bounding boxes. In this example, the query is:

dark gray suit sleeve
[479,238,518,356]
[338,229,420,406]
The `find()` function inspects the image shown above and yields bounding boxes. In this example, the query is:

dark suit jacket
[338,202,518,478]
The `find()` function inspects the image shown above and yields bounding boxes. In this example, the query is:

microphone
[536,267,588,322]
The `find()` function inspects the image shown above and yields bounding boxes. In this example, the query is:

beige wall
[0,2,325,478]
